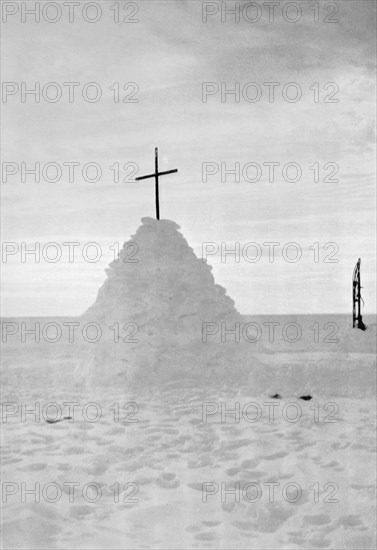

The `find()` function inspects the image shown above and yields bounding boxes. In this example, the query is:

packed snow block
[76,218,249,388]
[249,352,376,398]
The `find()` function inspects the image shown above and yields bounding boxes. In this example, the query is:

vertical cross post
[155,147,160,220]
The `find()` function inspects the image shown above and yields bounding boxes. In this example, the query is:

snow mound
[77,218,247,387]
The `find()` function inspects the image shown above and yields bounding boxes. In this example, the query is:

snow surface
[1,219,376,549]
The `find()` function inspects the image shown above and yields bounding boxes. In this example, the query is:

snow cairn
[76,218,250,388]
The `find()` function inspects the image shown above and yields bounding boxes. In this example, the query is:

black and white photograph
[1,1,376,548]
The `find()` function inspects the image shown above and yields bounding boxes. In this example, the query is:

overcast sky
[1,0,376,315]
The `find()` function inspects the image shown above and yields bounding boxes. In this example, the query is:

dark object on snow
[45,416,73,424]
[353,258,366,330]
[270,394,281,399]
[299,396,312,401]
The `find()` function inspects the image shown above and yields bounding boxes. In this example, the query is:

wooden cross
[135,147,178,220]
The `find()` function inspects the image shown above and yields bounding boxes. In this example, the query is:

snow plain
[1,219,376,549]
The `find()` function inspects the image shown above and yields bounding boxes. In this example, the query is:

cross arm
[135,173,155,181]
[158,169,178,177]
[135,169,178,181]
